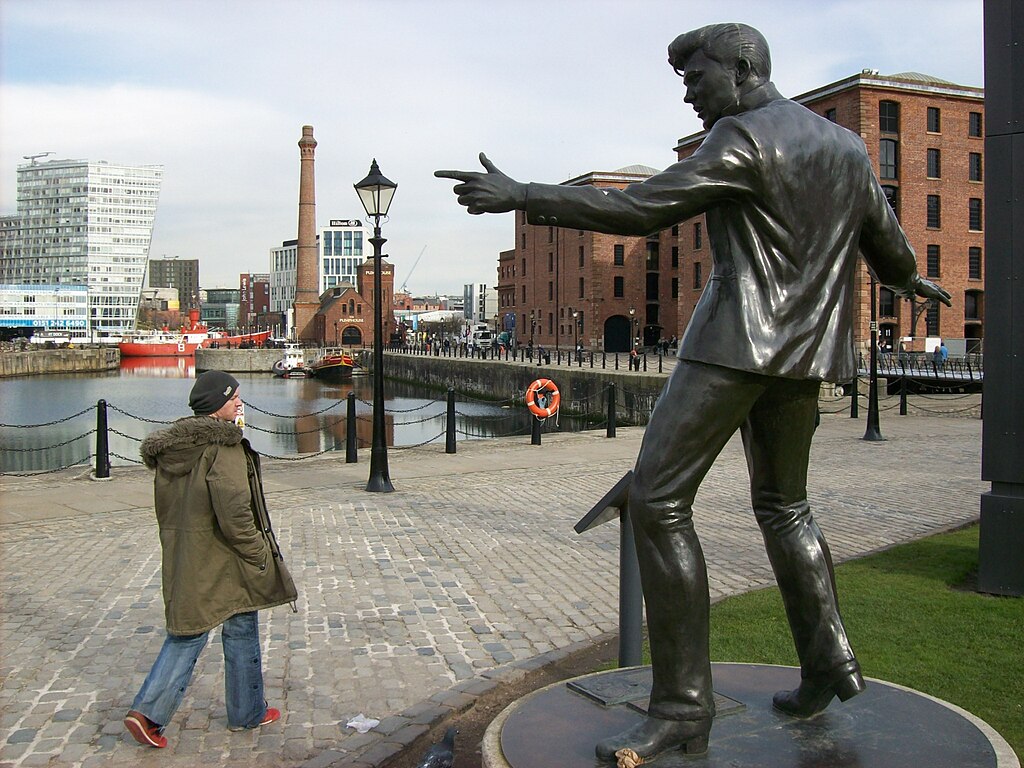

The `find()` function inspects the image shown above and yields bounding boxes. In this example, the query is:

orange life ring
[526,378,560,418]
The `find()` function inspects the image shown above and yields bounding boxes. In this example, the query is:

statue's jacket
[525,85,923,384]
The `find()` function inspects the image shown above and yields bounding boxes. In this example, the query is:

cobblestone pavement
[0,413,984,767]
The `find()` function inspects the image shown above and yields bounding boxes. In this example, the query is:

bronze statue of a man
[437,22,950,761]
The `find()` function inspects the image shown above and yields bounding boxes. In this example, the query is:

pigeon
[414,726,457,768]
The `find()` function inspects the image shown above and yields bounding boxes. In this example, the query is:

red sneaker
[229,707,281,731]
[124,710,167,748]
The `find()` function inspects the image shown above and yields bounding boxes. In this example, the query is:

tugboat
[271,345,310,378]
[309,349,355,382]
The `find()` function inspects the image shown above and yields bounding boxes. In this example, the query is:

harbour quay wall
[379,352,666,419]
[195,348,284,373]
[0,347,120,378]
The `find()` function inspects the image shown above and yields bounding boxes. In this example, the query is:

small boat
[271,346,310,378]
[310,350,354,382]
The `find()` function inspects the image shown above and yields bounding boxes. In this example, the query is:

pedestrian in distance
[437,21,951,762]
[124,370,297,749]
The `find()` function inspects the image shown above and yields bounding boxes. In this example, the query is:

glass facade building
[0,158,163,338]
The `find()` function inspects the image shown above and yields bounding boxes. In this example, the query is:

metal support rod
[346,391,358,463]
[618,505,644,668]
[366,227,394,492]
[445,388,457,454]
[94,399,110,479]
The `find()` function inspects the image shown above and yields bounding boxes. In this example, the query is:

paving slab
[0,413,985,767]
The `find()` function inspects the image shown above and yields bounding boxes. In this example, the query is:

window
[882,186,899,219]
[614,276,624,298]
[965,291,982,321]
[927,107,941,133]
[646,240,659,270]
[969,198,983,231]
[693,262,703,290]
[969,247,982,280]
[613,244,625,266]
[548,252,554,272]
[926,195,941,229]
[671,277,679,298]
[521,233,526,249]
[646,272,659,301]
[926,302,940,336]
[547,227,554,243]
[969,111,983,137]
[521,285,526,302]
[825,107,837,123]
[671,246,679,268]
[548,281,553,300]
[671,224,679,237]
[927,148,941,178]
[880,139,898,179]
[927,244,941,277]
[879,287,896,317]
[879,101,899,133]
[969,152,982,182]
[579,277,584,298]
[579,246,584,267]
[693,222,703,249]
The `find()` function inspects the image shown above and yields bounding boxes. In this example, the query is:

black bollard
[849,377,859,418]
[94,399,110,479]
[446,388,457,454]
[346,392,358,463]
[899,376,908,416]
[606,383,617,438]
[531,415,542,446]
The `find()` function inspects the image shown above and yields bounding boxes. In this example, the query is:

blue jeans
[131,611,267,730]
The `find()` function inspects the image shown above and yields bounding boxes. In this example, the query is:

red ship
[119,310,270,358]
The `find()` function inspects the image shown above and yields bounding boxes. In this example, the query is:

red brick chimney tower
[293,125,319,341]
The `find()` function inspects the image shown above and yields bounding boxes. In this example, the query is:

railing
[0,382,664,478]
[384,341,675,373]
[857,351,984,381]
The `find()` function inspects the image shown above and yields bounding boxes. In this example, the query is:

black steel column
[864,276,885,441]
[94,399,110,479]
[980,0,1023,595]
[367,228,394,492]
[346,391,357,463]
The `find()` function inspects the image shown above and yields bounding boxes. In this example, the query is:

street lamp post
[354,159,397,493]
[628,306,637,347]
[572,309,579,362]
[334,320,338,348]
[864,275,885,441]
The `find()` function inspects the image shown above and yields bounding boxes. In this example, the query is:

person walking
[124,370,298,749]
[437,22,950,761]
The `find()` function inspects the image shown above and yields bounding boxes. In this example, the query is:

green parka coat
[140,416,298,635]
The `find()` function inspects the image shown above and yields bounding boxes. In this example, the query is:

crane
[23,152,55,165]
[399,246,427,293]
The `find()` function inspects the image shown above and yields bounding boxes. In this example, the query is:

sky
[0,0,984,294]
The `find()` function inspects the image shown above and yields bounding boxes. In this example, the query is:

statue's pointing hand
[915,277,953,307]
[435,153,527,214]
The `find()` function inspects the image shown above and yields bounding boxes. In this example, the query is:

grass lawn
[704,524,1023,760]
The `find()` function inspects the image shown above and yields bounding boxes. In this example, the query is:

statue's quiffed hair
[668,23,771,79]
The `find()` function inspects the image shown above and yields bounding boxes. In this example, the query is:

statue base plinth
[482,663,1018,768]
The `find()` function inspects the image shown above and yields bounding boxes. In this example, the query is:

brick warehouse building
[500,70,984,357]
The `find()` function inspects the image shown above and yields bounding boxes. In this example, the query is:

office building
[0,157,162,339]
[148,257,199,313]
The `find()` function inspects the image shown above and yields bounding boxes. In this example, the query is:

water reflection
[0,364,561,472]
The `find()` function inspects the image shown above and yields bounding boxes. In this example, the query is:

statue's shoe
[772,660,866,718]
[595,715,711,761]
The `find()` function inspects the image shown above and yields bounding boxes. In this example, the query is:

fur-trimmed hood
[140,416,242,474]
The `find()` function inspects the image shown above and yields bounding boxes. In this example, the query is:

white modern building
[463,283,498,327]
[269,218,367,337]
[0,158,163,339]
[0,284,88,339]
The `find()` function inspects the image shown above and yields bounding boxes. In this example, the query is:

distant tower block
[294,125,320,342]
